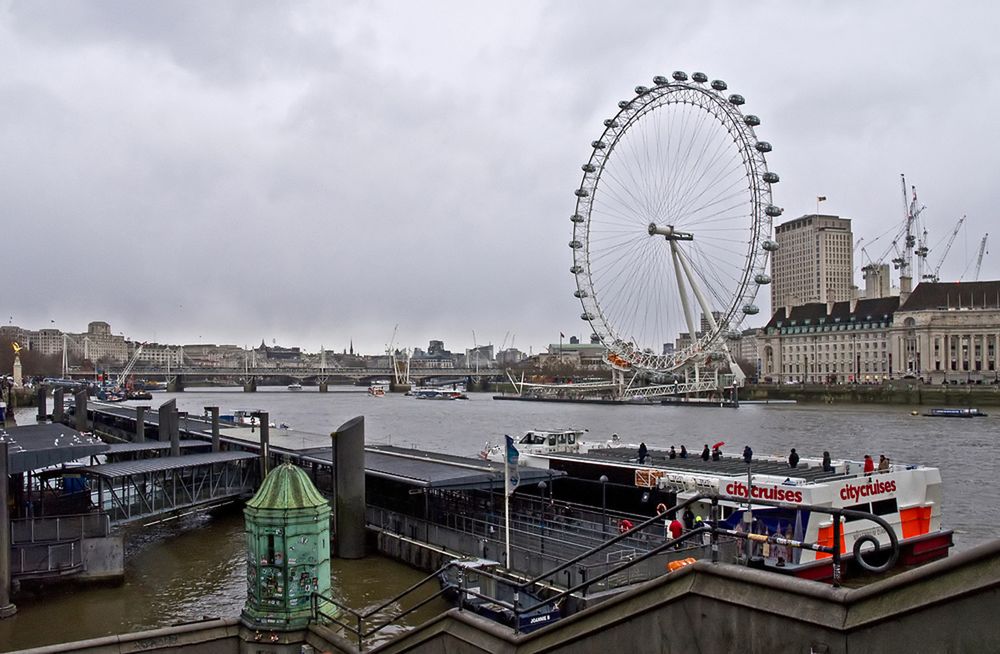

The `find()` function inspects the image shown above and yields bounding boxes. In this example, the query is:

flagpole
[504,451,511,568]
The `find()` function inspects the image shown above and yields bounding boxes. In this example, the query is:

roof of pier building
[898,280,1000,311]
[0,423,110,474]
[298,445,562,491]
[764,296,900,332]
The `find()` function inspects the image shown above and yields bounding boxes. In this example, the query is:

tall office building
[771,214,854,310]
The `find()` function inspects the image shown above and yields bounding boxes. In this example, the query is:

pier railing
[327,493,900,646]
[10,512,111,543]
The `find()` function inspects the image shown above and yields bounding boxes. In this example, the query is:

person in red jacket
[863,454,875,475]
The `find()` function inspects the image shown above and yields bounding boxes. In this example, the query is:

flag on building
[504,434,520,495]
[817,196,827,202]
[560,332,565,339]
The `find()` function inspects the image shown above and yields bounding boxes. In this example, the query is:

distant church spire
[350,339,354,356]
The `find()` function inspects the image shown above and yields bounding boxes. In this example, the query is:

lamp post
[599,475,608,535]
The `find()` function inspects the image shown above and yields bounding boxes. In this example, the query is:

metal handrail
[313,491,901,643]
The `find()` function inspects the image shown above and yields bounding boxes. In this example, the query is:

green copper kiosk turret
[242,463,332,633]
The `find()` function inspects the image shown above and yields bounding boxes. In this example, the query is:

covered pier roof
[0,423,110,474]
[299,445,563,490]
[78,451,257,479]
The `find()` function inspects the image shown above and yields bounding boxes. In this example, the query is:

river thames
[2,388,997,651]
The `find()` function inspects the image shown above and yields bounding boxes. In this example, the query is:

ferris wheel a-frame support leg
[673,243,746,386]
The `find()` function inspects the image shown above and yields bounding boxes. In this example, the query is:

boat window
[568,433,576,444]
[844,503,871,522]
[548,435,556,446]
[558,434,567,444]
[871,498,899,515]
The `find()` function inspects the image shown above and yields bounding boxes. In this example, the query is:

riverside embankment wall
[742,381,1000,406]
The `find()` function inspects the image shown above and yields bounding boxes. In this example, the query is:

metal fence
[11,512,110,544]
[12,539,84,577]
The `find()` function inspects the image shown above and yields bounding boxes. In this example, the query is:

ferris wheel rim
[570,74,778,373]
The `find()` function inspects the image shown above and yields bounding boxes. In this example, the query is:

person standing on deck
[743,445,753,465]
[877,454,890,472]
[680,445,688,459]
[788,448,800,468]
[822,451,833,472]
[863,454,875,475]
[701,444,710,461]
[638,442,648,465]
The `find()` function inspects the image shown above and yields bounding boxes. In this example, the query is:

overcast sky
[3,1,998,355]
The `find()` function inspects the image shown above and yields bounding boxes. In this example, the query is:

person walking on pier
[788,448,800,468]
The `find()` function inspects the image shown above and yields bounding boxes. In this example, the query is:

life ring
[656,503,668,515]
[667,557,697,572]
[618,519,634,534]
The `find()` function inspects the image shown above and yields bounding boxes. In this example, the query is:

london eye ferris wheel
[570,71,780,374]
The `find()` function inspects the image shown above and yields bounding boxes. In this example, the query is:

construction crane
[923,215,965,283]
[975,234,989,281]
[892,175,927,282]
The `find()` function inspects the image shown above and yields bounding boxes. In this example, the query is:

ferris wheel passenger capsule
[570,265,583,274]
[592,140,607,149]
[574,290,589,298]
[691,72,708,83]
[570,214,585,223]
[763,172,780,183]
[653,75,669,86]
[762,239,780,252]
[754,273,772,285]
[569,240,583,249]
[582,163,597,172]
[711,80,728,91]
[726,330,743,340]
[575,188,590,198]
[671,71,688,81]
[618,100,633,109]
[581,312,595,321]
[603,119,619,128]
[635,85,649,95]
[755,141,772,153]
[744,115,761,127]
[742,305,760,315]
[765,205,783,217]
[728,94,745,105]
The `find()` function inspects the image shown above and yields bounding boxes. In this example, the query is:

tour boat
[438,559,561,633]
[481,429,624,465]
[412,388,468,400]
[368,380,390,397]
[287,383,303,392]
[923,407,987,418]
[520,445,952,581]
[220,409,279,429]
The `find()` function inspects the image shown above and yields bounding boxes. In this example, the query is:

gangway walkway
[78,451,258,525]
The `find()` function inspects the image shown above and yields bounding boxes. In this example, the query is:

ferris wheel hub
[647,222,694,241]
